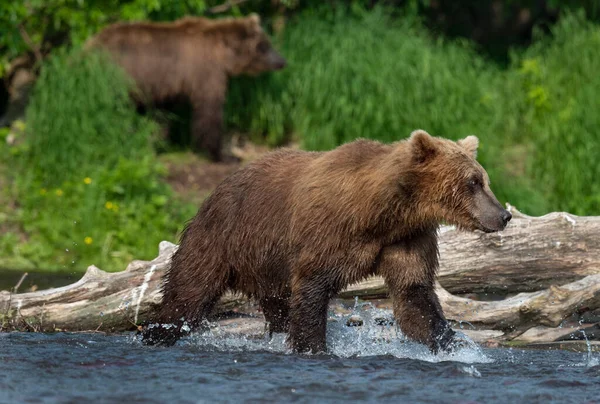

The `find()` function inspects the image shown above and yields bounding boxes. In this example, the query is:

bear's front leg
[377,232,456,354]
[190,96,225,162]
[287,273,332,354]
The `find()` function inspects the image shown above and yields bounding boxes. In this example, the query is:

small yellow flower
[13,119,26,132]
[84,237,93,245]
[83,177,92,185]
[55,189,63,197]
[40,188,47,195]
[105,201,114,210]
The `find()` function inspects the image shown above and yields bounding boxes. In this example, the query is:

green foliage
[1,156,195,272]
[504,11,600,214]
[226,6,546,214]
[0,0,210,77]
[227,5,600,216]
[0,47,196,272]
[23,47,157,187]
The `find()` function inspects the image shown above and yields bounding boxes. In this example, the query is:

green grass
[22,48,158,187]
[226,6,600,216]
[505,11,600,214]
[0,48,196,272]
[2,7,600,273]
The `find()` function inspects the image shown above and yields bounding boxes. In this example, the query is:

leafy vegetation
[0,1,210,76]
[506,11,600,214]
[226,6,547,214]
[2,3,600,273]
[0,48,196,272]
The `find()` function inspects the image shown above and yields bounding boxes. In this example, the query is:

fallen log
[1,208,599,344]
[0,242,252,333]
[341,207,600,296]
[437,206,600,294]
[437,275,600,332]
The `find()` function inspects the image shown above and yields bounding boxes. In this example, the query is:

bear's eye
[467,176,480,189]
[256,41,270,53]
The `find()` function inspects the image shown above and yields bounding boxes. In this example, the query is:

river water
[1,307,599,404]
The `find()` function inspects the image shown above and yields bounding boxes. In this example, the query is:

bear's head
[406,129,511,233]
[217,14,286,76]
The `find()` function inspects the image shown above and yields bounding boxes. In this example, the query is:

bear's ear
[409,129,438,163]
[248,13,261,26]
[458,135,479,159]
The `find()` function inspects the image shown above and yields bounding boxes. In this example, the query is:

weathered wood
[0,242,247,332]
[1,208,599,344]
[340,207,600,296]
[514,325,592,343]
[437,206,600,294]
[438,274,600,332]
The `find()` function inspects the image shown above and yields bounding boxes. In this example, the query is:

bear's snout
[268,51,287,70]
[472,189,512,233]
[501,210,512,227]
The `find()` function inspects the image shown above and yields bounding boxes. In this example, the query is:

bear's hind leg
[288,274,331,354]
[260,296,290,337]
[142,264,230,346]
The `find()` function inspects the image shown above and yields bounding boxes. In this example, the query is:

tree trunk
[437,206,600,294]
[0,242,249,333]
[340,207,600,296]
[1,208,599,345]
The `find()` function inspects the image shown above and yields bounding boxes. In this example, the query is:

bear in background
[87,14,286,162]
[141,129,512,354]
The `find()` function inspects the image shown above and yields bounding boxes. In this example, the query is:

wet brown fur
[86,14,286,162]
[142,130,510,353]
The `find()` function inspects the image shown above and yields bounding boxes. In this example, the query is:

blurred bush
[0,48,196,272]
[226,6,600,216]
[0,1,210,75]
[22,48,157,186]
[505,11,600,214]
[226,6,546,214]
[3,1,600,75]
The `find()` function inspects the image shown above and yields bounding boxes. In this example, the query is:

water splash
[177,302,492,364]
[557,329,600,369]
[325,302,492,364]
[459,365,482,377]
[581,330,599,368]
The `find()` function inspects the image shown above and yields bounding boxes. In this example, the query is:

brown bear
[141,129,512,354]
[86,14,286,162]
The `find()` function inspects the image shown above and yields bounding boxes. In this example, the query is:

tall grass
[23,47,157,187]
[226,6,544,214]
[227,7,600,216]
[1,47,196,272]
[506,11,600,214]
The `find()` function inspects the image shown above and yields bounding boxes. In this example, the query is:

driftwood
[437,275,600,332]
[1,208,599,345]
[338,207,600,296]
[437,206,600,294]
[0,242,250,332]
